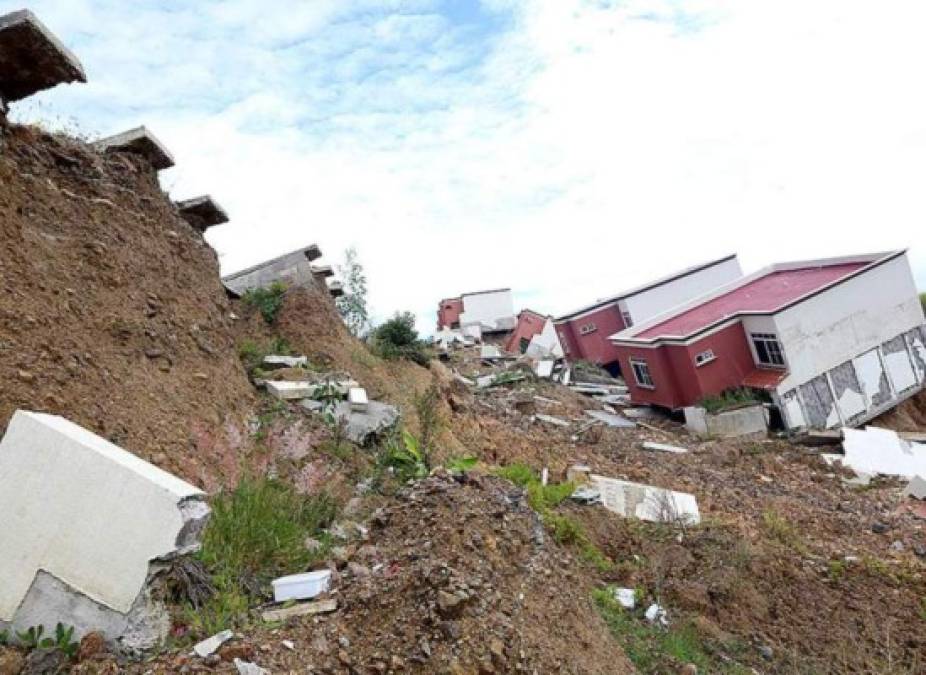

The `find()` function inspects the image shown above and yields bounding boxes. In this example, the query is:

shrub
[190,476,337,635]
[371,312,430,365]
[699,387,760,414]
[414,383,443,453]
[381,430,429,482]
[242,281,287,325]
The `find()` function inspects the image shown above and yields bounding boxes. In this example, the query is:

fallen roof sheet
[0,10,86,104]
[94,126,175,171]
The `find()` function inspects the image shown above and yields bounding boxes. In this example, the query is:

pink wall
[555,304,626,367]
[437,298,463,329]
[616,322,758,409]
[505,310,547,353]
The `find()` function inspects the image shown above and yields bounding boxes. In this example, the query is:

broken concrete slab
[235,658,270,675]
[262,354,308,370]
[310,263,334,278]
[570,485,602,504]
[903,475,926,500]
[176,195,229,232]
[0,411,208,650]
[348,387,369,412]
[623,406,658,419]
[0,10,86,107]
[327,280,344,298]
[590,474,700,525]
[481,345,503,360]
[535,414,570,428]
[272,570,331,602]
[534,360,555,378]
[266,378,358,401]
[841,427,926,480]
[584,410,636,428]
[193,629,233,658]
[261,598,338,623]
[333,400,400,445]
[684,404,768,438]
[94,126,174,171]
[222,244,323,297]
[642,442,688,454]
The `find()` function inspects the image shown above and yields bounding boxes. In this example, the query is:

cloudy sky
[8,0,925,332]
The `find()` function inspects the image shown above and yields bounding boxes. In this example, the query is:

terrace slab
[94,126,175,171]
[176,195,229,232]
[0,10,85,105]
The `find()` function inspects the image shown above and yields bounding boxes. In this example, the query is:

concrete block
[176,195,229,232]
[0,10,85,106]
[266,380,316,400]
[590,474,700,525]
[534,360,554,378]
[0,411,208,650]
[333,400,400,445]
[348,387,369,412]
[262,355,308,370]
[535,414,570,428]
[328,280,344,298]
[903,475,926,500]
[841,427,926,479]
[310,264,334,278]
[222,244,323,298]
[684,404,767,438]
[642,442,688,454]
[584,410,636,428]
[94,126,174,171]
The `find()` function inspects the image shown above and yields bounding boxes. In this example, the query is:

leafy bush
[371,312,430,365]
[382,430,429,482]
[190,476,337,635]
[13,624,78,658]
[699,388,760,414]
[238,336,294,375]
[242,281,287,325]
[493,463,536,487]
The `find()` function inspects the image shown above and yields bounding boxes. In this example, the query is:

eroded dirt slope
[0,122,255,489]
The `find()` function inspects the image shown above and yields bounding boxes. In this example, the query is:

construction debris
[0,411,209,651]
[535,414,570,428]
[175,195,229,232]
[642,441,689,454]
[235,658,270,675]
[266,377,358,401]
[261,598,338,623]
[903,475,926,500]
[684,404,768,439]
[193,630,233,658]
[614,588,636,610]
[262,354,308,369]
[271,570,332,603]
[590,474,700,525]
[584,410,636,428]
[349,387,369,412]
[331,400,400,445]
[94,126,175,171]
[841,427,926,479]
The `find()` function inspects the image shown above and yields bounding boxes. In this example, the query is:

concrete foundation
[0,10,85,105]
[176,195,229,232]
[0,411,208,651]
[684,403,768,438]
[94,126,174,171]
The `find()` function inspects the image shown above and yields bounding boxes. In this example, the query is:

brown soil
[875,389,926,431]
[0,122,256,490]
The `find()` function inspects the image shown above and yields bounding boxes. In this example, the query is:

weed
[238,336,294,375]
[242,282,287,325]
[762,510,809,555]
[493,463,536,487]
[414,383,443,454]
[827,559,848,581]
[12,624,78,658]
[0,629,7,646]
[447,456,479,475]
[253,399,289,442]
[699,388,761,414]
[190,476,337,636]
[382,430,429,482]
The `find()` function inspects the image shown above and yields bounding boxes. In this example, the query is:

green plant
[16,625,45,649]
[493,463,536,487]
[335,247,371,337]
[414,383,443,454]
[382,430,429,482]
[13,623,77,658]
[371,312,430,365]
[447,456,478,475]
[191,476,337,635]
[699,387,760,414]
[827,559,848,581]
[762,510,809,555]
[0,629,7,646]
[242,281,287,325]
[920,292,926,314]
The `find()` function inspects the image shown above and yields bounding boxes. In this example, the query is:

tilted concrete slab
[841,426,926,480]
[266,378,358,401]
[222,244,323,297]
[0,411,208,649]
[0,10,85,106]
[310,264,334,278]
[591,474,700,525]
[176,195,229,232]
[94,126,175,171]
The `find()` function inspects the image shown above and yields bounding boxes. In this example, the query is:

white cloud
[7,0,925,333]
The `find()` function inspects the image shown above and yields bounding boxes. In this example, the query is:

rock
[437,590,468,618]
[77,631,106,662]
[871,521,890,534]
[234,658,269,675]
[22,648,64,675]
[304,536,324,553]
[193,629,234,658]
[441,621,462,640]
[0,648,25,675]
[15,370,33,383]
[758,645,774,661]
[347,561,371,578]
[914,543,926,558]
[890,540,904,552]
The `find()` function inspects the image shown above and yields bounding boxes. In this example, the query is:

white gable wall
[459,290,515,330]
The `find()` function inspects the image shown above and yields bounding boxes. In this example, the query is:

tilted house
[609,251,926,431]
[222,244,342,299]
[554,255,743,374]
[436,288,516,341]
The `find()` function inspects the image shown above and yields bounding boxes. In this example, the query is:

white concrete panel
[0,411,204,620]
[841,427,926,479]
[783,394,806,428]
[459,290,514,331]
[884,349,917,392]
[622,257,743,325]
[591,475,700,525]
[526,318,564,359]
[853,349,885,409]
[835,387,867,421]
[774,255,923,393]
[909,332,926,382]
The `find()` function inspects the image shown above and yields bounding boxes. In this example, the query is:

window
[579,322,597,335]
[751,333,786,367]
[519,337,530,354]
[630,358,654,388]
[620,310,633,327]
[694,349,716,367]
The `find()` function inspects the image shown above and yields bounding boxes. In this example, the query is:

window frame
[629,358,655,389]
[579,322,598,336]
[750,332,786,368]
[694,348,716,367]
[620,309,634,328]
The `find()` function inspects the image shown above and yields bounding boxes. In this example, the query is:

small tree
[372,312,429,366]
[335,247,370,337]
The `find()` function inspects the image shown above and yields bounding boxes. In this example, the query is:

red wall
[437,298,463,329]
[616,322,757,409]
[505,311,546,353]
[555,304,626,366]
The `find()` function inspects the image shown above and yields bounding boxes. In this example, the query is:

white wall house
[459,288,516,333]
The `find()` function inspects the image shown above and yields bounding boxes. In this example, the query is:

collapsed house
[554,255,743,375]
[0,411,209,651]
[436,288,516,342]
[222,243,343,299]
[504,309,565,360]
[610,251,926,431]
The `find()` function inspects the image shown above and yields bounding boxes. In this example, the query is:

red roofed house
[610,251,926,431]
[505,309,548,353]
[554,255,743,374]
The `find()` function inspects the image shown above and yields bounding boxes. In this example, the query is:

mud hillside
[0,122,256,489]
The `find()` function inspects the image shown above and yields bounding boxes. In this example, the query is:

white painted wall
[0,411,204,620]
[621,257,743,325]
[773,254,924,393]
[526,318,565,359]
[459,289,515,330]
